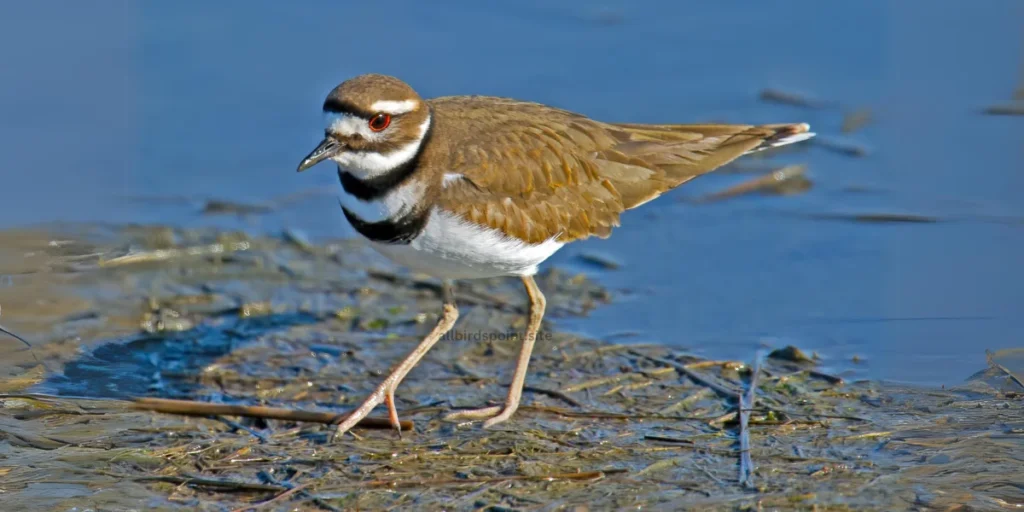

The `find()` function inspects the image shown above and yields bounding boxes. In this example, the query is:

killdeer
[297,74,814,438]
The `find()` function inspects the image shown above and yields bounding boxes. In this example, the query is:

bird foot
[331,385,404,441]
[444,405,518,428]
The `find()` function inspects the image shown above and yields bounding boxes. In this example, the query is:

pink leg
[332,284,459,440]
[445,275,546,428]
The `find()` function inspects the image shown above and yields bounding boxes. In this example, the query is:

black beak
[297,138,341,172]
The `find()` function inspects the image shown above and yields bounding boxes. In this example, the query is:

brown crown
[323,74,422,118]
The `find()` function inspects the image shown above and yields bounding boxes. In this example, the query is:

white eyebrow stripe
[370,99,418,115]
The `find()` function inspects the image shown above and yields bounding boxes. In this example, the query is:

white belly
[371,207,564,280]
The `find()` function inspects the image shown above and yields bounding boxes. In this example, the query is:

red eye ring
[368,113,391,132]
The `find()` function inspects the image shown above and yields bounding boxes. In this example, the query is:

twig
[629,351,741,398]
[693,460,728,487]
[258,471,340,512]
[450,483,500,508]
[636,457,686,476]
[520,404,709,422]
[133,474,285,492]
[562,373,643,393]
[326,469,626,491]
[739,353,763,489]
[99,241,252,267]
[643,434,694,445]
[230,483,310,512]
[523,385,583,407]
[0,392,126,403]
[132,397,413,431]
[215,416,270,443]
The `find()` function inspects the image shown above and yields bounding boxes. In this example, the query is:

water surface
[1,1,1021,385]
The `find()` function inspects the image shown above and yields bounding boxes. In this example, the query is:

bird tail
[597,122,814,209]
[742,123,815,154]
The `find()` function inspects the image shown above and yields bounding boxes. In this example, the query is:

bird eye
[368,113,391,132]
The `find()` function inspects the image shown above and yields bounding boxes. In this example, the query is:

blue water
[1,1,1021,385]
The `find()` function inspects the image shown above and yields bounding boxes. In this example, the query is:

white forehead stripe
[370,99,418,115]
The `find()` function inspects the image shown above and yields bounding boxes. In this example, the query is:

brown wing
[431,96,810,244]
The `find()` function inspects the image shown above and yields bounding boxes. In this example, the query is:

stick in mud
[345,468,627,490]
[132,397,413,431]
[132,474,287,493]
[738,352,763,489]
[630,350,740,398]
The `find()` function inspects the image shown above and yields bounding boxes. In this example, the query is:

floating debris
[577,251,622,270]
[691,165,810,203]
[759,88,830,109]
[201,199,274,216]
[841,108,874,133]
[99,241,252,267]
[813,135,870,157]
[804,212,941,224]
[982,101,1024,116]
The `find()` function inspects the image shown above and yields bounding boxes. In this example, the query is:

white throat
[328,114,431,180]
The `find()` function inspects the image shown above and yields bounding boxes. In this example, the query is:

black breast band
[341,206,430,245]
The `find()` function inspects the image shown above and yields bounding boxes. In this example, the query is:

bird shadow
[40,311,323,399]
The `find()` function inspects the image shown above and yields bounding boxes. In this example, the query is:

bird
[296,74,814,438]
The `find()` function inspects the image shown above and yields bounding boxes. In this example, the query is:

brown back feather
[431,97,809,244]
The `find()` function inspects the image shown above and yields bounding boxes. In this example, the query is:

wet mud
[0,227,1021,510]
